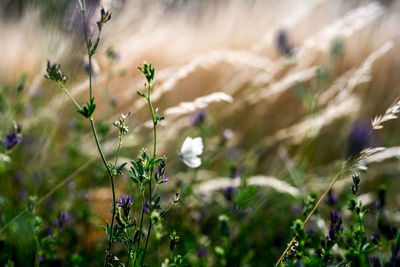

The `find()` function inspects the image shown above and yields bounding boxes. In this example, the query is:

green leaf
[154,195,161,205]
[160,210,168,218]
[90,38,100,56]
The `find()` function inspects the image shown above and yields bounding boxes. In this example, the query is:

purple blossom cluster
[4,125,22,149]
[190,109,206,126]
[155,160,168,184]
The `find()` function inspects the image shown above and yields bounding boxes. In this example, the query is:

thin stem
[89,119,116,265]
[88,56,93,100]
[275,167,347,266]
[152,183,159,199]
[157,242,160,267]
[114,132,122,167]
[134,190,146,267]
[147,95,157,160]
[141,183,152,266]
[34,236,40,267]
[161,202,176,217]
[126,242,131,267]
[59,84,81,110]
[81,9,115,265]
[140,87,157,266]
[82,9,92,100]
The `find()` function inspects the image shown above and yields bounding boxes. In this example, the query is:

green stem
[141,183,152,266]
[114,132,122,167]
[140,88,157,266]
[59,84,81,110]
[147,95,157,160]
[276,165,348,266]
[82,9,92,100]
[34,236,40,267]
[157,243,160,267]
[89,119,116,265]
[134,190,146,267]
[81,8,114,265]
[152,183,158,199]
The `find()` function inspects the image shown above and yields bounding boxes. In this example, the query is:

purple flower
[305,223,315,234]
[97,7,112,31]
[224,186,235,202]
[290,204,302,216]
[197,246,208,258]
[368,256,380,267]
[346,119,372,157]
[190,109,206,126]
[117,194,132,209]
[223,129,234,140]
[276,30,293,57]
[325,190,338,206]
[117,194,132,217]
[326,210,342,245]
[142,200,149,213]
[155,160,168,184]
[54,210,70,233]
[4,130,22,149]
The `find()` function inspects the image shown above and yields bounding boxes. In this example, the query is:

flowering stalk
[45,2,117,265]
[134,62,163,266]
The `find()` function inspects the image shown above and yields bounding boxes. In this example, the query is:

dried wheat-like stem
[132,49,273,111]
[372,98,400,130]
[141,92,234,129]
[298,2,384,58]
[164,92,233,117]
[276,92,400,265]
[247,66,318,105]
[275,166,348,266]
[195,175,300,201]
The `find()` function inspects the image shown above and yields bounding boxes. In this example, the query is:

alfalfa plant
[44,1,180,266]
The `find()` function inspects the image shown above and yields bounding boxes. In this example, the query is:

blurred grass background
[1,0,400,265]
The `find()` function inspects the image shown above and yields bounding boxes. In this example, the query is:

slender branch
[140,85,158,266]
[114,132,122,167]
[89,118,116,264]
[81,8,116,265]
[152,183,159,199]
[82,9,92,100]
[134,190,146,267]
[58,83,81,110]
[275,167,348,266]
[141,182,152,266]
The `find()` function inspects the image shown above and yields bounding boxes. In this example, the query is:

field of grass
[1,0,400,266]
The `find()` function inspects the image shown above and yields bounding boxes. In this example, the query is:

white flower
[179,137,203,168]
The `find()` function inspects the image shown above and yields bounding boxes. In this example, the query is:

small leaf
[154,195,161,205]
[160,210,168,218]
[117,162,127,173]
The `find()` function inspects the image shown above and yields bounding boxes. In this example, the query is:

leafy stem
[89,118,116,264]
[134,189,146,267]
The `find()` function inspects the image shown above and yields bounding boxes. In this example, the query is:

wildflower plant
[277,95,400,266]
[44,1,180,265]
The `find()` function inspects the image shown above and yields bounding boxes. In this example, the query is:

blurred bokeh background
[1,0,400,266]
